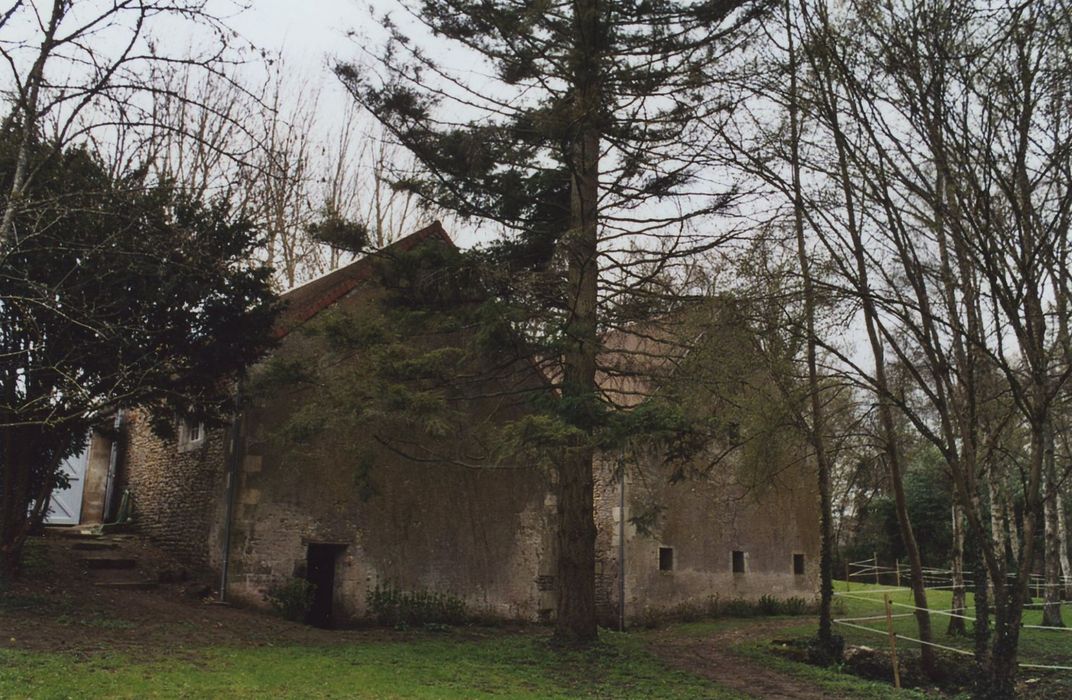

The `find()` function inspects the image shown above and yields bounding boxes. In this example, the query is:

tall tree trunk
[1005,492,1021,564]
[0,430,31,580]
[1057,491,1072,599]
[784,0,835,654]
[972,537,992,688]
[553,0,602,645]
[983,422,1047,698]
[1042,423,1064,627]
[949,501,967,635]
[820,84,937,674]
[988,462,1009,572]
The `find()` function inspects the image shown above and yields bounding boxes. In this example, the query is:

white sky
[229,0,365,77]
[225,0,486,247]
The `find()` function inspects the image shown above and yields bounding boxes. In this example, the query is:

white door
[45,443,89,525]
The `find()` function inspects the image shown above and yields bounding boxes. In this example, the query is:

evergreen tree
[336,0,768,642]
[0,127,278,578]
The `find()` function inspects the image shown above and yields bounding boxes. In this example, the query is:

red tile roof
[276,221,453,338]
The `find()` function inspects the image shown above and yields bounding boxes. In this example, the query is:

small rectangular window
[659,546,674,571]
[793,553,805,576]
[178,417,205,451]
[732,550,745,574]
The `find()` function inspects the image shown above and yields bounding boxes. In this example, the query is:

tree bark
[1057,491,1072,599]
[553,0,602,645]
[785,0,835,652]
[820,81,937,674]
[1005,492,1021,564]
[1043,423,1064,627]
[949,502,967,635]
[988,462,1009,571]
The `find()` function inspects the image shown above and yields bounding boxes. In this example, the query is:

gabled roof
[276,221,453,338]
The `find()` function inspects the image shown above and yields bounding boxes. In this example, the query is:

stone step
[71,541,119,551]
[80,556,137,570]
[92,580,158,591]
[51,528,102,539]
[99,522,137,535]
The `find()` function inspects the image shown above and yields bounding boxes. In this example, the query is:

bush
[366,583,467,628]
[639,594,816,626]
[265,578,317,622]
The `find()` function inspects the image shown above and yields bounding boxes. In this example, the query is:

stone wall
[119,409,231,572]
[78,426,115,524]
[594,446,820,627]
[223,288,558,623]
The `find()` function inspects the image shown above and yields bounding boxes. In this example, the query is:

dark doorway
[305,543,345,628]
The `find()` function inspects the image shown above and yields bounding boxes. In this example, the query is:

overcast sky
[231,0,362,73]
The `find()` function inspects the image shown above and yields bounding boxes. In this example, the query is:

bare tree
[793,0,1072,693]
[0,0,253,249]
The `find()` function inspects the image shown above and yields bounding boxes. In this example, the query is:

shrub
[265,578,317,622]
[366,583,467,628]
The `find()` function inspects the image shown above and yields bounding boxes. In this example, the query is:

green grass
[0,631,742,699]
[663,618,928,699]
[832,581,1072,667]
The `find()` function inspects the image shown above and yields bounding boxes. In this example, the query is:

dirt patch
[650,619,833,700]
[1,531,512,657]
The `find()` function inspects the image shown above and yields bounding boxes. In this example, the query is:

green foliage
[265,579,317,622]
[0,125,278,573]
[366,583,468,629]
[844,446,956,569]
[642,595,816,626]
[305,210,368,253]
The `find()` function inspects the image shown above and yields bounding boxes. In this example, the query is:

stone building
[110,222,819,627]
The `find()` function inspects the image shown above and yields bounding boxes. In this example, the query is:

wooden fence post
[895,560,901,588]
[884,593,901,689]
[874,552,880,584]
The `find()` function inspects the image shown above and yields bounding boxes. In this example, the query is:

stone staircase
[53,527,160,591]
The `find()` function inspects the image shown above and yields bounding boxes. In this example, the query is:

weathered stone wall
[120,409,230,572]
[594,447,820,627]
[224,290,557,623]
[78,428,114,524]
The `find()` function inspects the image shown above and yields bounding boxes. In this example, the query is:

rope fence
[834,555,1072,675]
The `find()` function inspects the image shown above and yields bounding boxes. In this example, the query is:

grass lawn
[830,580,1072,668]
[664,619,930,700]
[0,630,742,700]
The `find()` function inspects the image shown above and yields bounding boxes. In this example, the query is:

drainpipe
[102,410,124,521]
[619,454,626,632]
[219,388,243,602]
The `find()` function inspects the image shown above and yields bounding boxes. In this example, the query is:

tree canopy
[0,124,279,577]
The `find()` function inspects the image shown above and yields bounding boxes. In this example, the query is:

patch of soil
[1,531,509,657]
[650,619,834,699]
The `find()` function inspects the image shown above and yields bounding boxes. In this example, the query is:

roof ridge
[275,221,452,337]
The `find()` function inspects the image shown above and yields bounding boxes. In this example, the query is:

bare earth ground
[4,532,834,698]
[1,530,428,656]
[650,619,831,700]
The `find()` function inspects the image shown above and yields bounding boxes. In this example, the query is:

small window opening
[793,553,805,576]
[732,550,746,574]
[658,546,674,571]
[178,417,205,451]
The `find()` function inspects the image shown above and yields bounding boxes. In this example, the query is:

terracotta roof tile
[275,221,453,337]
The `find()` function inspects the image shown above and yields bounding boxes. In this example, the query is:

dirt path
[650,618,831,700]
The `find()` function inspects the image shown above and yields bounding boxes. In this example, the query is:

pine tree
[336,0,768,642]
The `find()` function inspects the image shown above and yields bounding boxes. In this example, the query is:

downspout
[219,385,243,602]
[619,454,626,632]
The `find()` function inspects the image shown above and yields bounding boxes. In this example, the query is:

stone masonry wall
[120,409,230,572]
[594,447,820,627]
